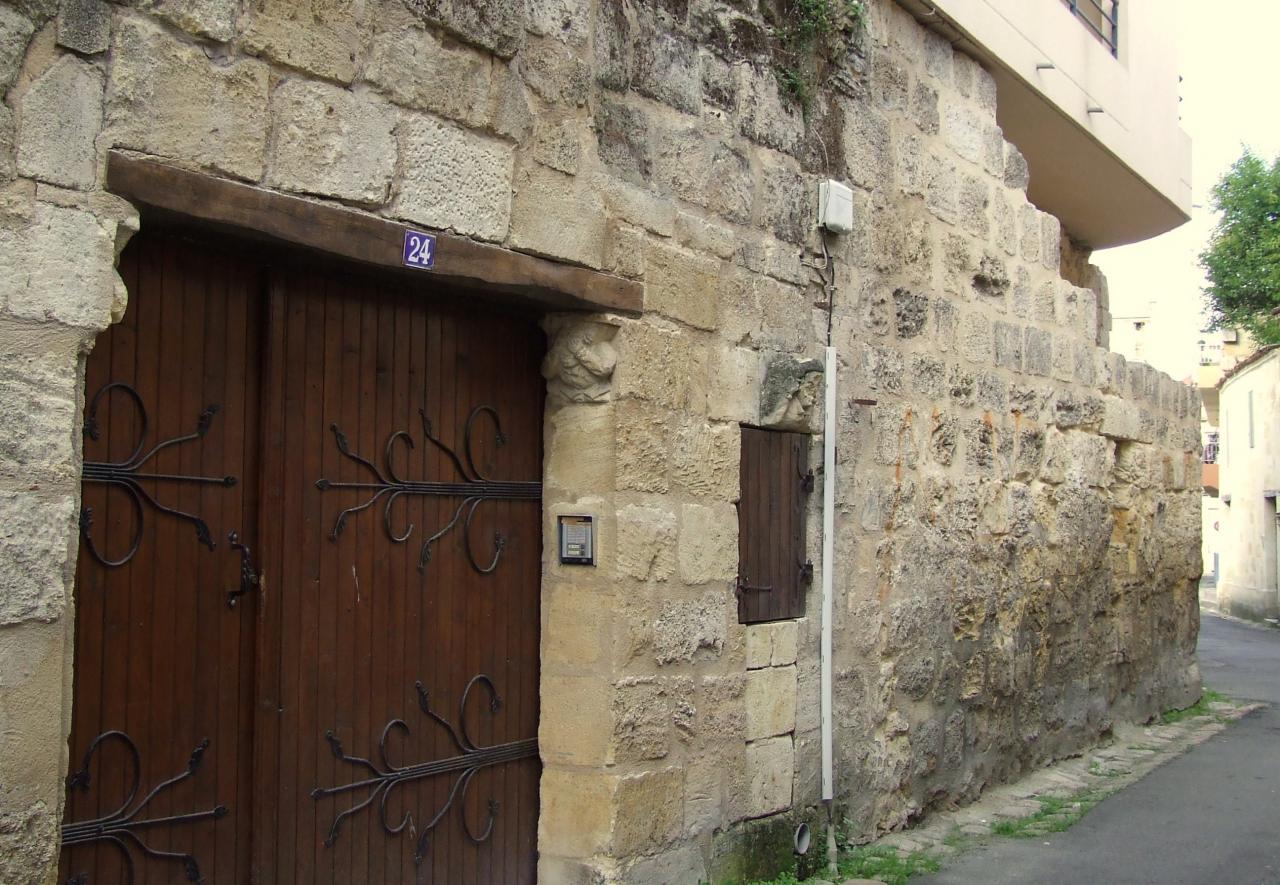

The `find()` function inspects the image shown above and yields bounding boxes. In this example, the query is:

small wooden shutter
[737,426,811,623]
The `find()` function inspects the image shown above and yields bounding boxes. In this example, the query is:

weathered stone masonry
[0,0,1200,882]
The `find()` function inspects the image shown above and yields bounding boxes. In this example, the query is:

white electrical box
[818,180,854,234]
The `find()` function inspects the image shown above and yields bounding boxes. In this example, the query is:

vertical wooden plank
[252,263,288,885]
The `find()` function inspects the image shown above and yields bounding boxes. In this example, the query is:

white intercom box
[818,180,854,234]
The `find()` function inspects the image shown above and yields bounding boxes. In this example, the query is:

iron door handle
[227,531,259,608]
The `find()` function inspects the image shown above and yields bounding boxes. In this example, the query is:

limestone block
[397,114,513,242]
[1020,203,1042,265]
[771,621,799,666]
[526,0,589,42]
[706,346,761,425]
[633,29,700,114]
[241,0,364,83]
[509,164,606,265]
[266,79,395,204]
[1041,213,1062,272]
[612,676,693,762]
[56,0,109,54]
[942,101,984,166]
[615,398,673,493]
[15,54,102,189]
[993,320,1023,370]
[109,17,269,180]
[0,103,13,183]
[672,420,738,500]
[924,29,953,83]
[539,768,616,857]
[596,173,675,237]
[0,339,78,479]
[739,65,802,156]
[909,80,939,134]
[843,103,892,191]
[646,240,720,331]
[540,675,613,765]
[1004,143,1030,191]
[616,502,677,581]
[0,489,74,625]
[958,174,989,239]
[745,736,794,817]
[758,151,810,244]
[518,36,590,106]
[542,316,617,404]
[366,14,492,126]
[545,402,614,495]
[620,842,706,885]
[544,581,611,669]
[745,625,772,669]
[654,593,728,665]
[959,309,992,364]
[407,0,524,59]
[145,0,239,41]
[1100,397,1148,443]
[532,119,580,175]
[678,502,737,586]
[1042,429,1113,488]
[489,62,533,142]
[0,801,58,881]
[0,6,34,91]
[654,123,752,224]
[613,768,684,855]
[1,203,118,329]
[613,320,702,411]
[745,665,797,740]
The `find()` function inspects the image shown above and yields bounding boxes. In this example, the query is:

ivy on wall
[768,0,868,110]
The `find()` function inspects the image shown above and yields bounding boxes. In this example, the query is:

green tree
[1200,149,1280,344]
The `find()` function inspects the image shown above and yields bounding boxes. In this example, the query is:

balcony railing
[1063,0,1119,56]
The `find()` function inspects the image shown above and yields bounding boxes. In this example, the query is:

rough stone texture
[267,78,396,204]
[109,15,270,180]
[0,489,75,624]
[0,203,120,328]
[395,114,513,242]
[241,0,364,83]
[15,53,103,189]
[0,1,1202,882]
[142,0,238,41]
[56,0,110,54]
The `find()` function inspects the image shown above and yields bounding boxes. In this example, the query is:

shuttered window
[736,426,812,624]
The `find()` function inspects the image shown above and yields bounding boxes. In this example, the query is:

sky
[1092,0,1280,381]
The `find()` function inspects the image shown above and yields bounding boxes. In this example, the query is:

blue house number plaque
[402,229,436,270]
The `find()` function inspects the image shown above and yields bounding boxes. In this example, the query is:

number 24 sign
[402,229,436,270]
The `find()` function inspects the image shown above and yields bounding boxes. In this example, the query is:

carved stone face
[542,319,619,403]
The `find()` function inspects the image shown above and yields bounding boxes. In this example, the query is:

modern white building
[1217,346,1280,621]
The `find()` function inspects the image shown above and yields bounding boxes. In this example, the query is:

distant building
[1216,345,1280,621]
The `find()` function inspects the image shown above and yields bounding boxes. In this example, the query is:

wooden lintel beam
[106,151,643,315]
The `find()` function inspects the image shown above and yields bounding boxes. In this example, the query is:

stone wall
[0,0,1201,882]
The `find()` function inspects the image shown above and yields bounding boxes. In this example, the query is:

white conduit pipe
[821,343,838,870]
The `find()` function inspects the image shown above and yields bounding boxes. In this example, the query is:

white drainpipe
[821,343,838,870]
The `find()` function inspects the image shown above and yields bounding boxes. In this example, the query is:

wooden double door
[62,230,543,884]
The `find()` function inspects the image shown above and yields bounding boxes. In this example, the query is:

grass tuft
[1160,688,1228,725]
[839,845,941,885]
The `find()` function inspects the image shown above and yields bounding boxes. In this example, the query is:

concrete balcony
[898,0,1192,248]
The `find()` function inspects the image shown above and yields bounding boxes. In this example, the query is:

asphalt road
[916,613,1280,885]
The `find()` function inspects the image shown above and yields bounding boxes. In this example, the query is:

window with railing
[1203,433,1219,465]
[1063,0,1119,56]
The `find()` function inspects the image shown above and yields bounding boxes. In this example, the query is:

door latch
[227,531,259,609]
[734,574,773,600]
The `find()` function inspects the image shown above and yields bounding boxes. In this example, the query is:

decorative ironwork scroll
[311,676,537,865]
[315,406,540,574]
[61,730,227,884]
[80,382,237,567]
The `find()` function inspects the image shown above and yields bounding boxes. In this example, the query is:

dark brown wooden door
[62,230,543,885]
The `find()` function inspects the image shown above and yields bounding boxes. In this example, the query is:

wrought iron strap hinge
[61,730,227,884]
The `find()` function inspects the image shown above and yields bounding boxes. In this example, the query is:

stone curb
[862,700,1264,862]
